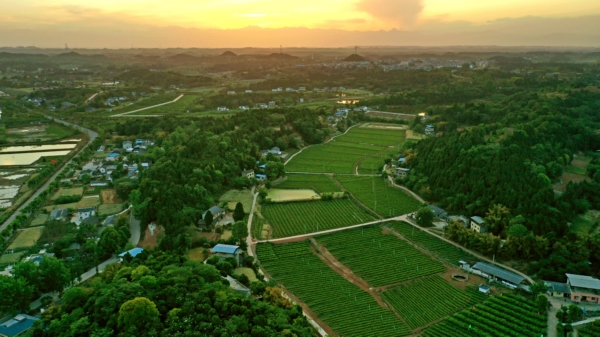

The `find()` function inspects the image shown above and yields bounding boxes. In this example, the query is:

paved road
[110,94,184,117]
[0,116,98,233]
[79,257,119,283]
[85,93,99,103]
[129,211,141,246]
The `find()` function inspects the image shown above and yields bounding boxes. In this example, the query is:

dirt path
[110,94,184,117]
[386,176,426,204]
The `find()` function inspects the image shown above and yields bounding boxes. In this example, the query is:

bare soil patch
[137,225,164,249]
[406,130,425,140]
[554,172,590,192]
[101,189,122,204]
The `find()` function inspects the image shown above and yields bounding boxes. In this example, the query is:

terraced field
[316,226,446,287]
[275,174,341,193]
[387,221,478,265]
[261,199,375,238]
[422,293,547,337]
[335,176,421,217]
[257,242,411,337]
[382,276,486,329]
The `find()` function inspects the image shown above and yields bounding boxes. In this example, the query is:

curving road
[0,116,98,233]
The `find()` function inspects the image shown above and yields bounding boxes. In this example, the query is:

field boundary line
[386,175,426,204]
[286,172,378,177]
[110,94,184,117]
[256,217,402,243]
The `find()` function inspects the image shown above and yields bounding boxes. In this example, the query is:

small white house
[217,107,229,111]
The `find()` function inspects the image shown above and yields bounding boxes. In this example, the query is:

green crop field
[335,176,421,217]
[275,174,341,193]
[257,242,411,337]
[261,199,375,238]
[316,226,446,287]
[0,252,25,265]
[387,222,478,265]
[382,276,486,329]
[98,203,124,215]
[423,293,547,337]
[285,127,405,174]
[358,147,400,175]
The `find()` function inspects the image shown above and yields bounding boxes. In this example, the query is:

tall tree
[415,207,434,227]
[0,276,34,313]
[38,257,71,293]
[232,221,249,243]
[118,297,160,334]
[233,202,245,222]
[485,204,511,236]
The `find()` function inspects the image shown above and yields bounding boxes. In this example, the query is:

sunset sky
[1,0,600,48]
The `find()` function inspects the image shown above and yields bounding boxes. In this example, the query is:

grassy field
[358,147,399,175]
[0,252,25,265]
[285,127,405,174]
[234,267,258,282]
[187,247,207,262]
[51,187,84,200]
[257,242,411,337]
[335,176,421,217]
[266,189,320,202]
[77,196,101,208]
[98,203,124,215]
[382,276,486,329]
[8,227,44,250]
[275,174,341,193]
[129,95,199,115]
[387,222,478,265]
[423,294,547,337]
[261,199,375,238]
[570,211,599,234]
[30,214,49,226]
[219,189,254,213]
[44,202,78,212]
[316,226,445,287]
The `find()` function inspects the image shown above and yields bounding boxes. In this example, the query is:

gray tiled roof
[473,262,525,285]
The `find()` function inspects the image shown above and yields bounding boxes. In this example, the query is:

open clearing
[99,203,124,215]
[77,196,101,208]
[554,172,590,192]
[406,130,426,140]
[101,189,122,204]
[187,247,207,262]
[266,189,320,202]
[8,227,44,249]
[51,187,84,200]
[30,214,49,226]
[234,267,258,282]
[274,174,341,193]
[0,252,25,265]
[219,189,254,213]
[220,230,233,240]
[571,210,599,234]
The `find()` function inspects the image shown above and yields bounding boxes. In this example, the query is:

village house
[198,206,226,227]
[425,125,435,135]
[241,169,255,179]
[470,216,488,233]
[0,314,39,337]
[105,153,119,162]
[447,215,470,228]
[97,146,105,152]
[211,244,242,267]
[90,181,109,187]
[77,207,96,220]
[395,167,410,178]
[50,208,69,221]
[239,106,249,110]
[123,141,133,150]
[428,205,448,220]
[256,174,267,181]
[545,280,572,299]
[567,273,600,304]
[217,107,229,111]
[470,262,526,289]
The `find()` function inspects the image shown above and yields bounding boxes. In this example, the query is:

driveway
[129,213,141,246]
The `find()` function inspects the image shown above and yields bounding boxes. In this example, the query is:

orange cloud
[356,0,424,28]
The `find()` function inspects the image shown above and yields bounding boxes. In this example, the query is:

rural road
[79,257,119,282]
[110,94,184,117]
[0,116,98,233]
[246,186,258,257]
[129,212,141,246]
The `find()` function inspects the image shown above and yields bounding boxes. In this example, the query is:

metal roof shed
[566,274,600,290]
[212,244,240,254]
[119,247,144,258]
[472,262,525,285]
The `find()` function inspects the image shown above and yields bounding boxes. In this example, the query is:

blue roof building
[212,244,242,267]
[256,174,267,180]
[0,314,39,337]
[118,247,144,259]
[398,158,406,163]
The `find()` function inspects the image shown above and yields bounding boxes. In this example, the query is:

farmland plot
[387,222,478,265]
[382,275,486,329]
[316,226,446,287]
[335,176,420,217]
[275,174,341,193]
[257,242,411,337]
[261,199,375,238]
[423,293,547,337]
